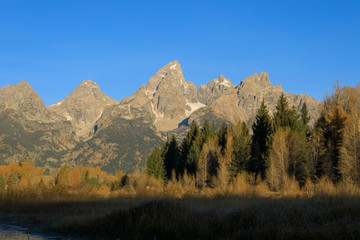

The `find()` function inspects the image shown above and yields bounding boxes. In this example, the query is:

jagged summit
[16,80,33,89]
[0,81,46,111]
[239,72,272,88]
[69,80,102,97]
[0,63,322,175]
[146,60,184,92]
[78,79,99,87]
[198,75,235,105]
[48,79,117,138]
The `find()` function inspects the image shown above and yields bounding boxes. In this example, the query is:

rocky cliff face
[108,60,205,132]
[0,61,322,174]
[48,80,118,138]
[198,75,236,105]
[0,82,78,172]
[189,72,321,128]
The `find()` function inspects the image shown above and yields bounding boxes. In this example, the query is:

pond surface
[0,224,67,240]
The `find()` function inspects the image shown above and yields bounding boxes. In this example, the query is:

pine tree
[273,93,300,131]
[164,135,179,180]
[200,120,215,146]
[146,147,166,181]
[273,93,290,129]
[186,137,201,175]
[217,122,228,154]
[300,102,310,127]
[228,122,251,180]
[178,122,200,176]
[326,107,347,182]
[249,99,273,179]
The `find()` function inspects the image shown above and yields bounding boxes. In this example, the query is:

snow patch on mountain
[185,101,206,116]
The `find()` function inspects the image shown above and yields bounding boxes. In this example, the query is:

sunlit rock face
[0,62,321,173]
[48,80,118,139]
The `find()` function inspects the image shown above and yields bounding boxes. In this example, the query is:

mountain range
[0,61,321,174]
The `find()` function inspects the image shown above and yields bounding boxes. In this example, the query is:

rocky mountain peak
[69,80,102,98]
[217,75,235,88]
[16,80,33,89]
[0,81,46,111]
[239,72,272,89]
[146,60,184,92]
[48,80,117,138]
[198,75,235,105]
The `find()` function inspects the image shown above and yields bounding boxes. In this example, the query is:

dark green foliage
[145,148,166,181]
[324,108,347,182]
[163,135,179,180]
[290,131,309,187]
[273,93,300,131]
[229,122,251,180]
[200,120,215,145]
[300,102,310,127]
[186,138,201,175]
[179,122,200,176]
[310,108,347,183]
[217,122,228,153]
[249,99,273,179]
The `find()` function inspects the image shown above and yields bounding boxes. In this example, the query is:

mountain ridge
[0,61,321,173]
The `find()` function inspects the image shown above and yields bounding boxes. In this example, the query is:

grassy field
[1,194,360,239]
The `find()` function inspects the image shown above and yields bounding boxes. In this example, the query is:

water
[0,224,67,240]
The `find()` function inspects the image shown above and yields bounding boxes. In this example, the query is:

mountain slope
[0,82,78,173]
[48,80,118,138]
[0,62,322,174]
[188,72,321,128]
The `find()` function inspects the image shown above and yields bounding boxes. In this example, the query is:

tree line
[146,83,360,191]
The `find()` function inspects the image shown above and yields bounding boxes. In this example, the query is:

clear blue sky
[0,0,359,105]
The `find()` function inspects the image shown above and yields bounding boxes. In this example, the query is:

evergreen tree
[310,111,329,180]
[325,107,347,182]
[299,102,311,138]
[273,93,289,129]
[249,99,273,179]
[273,93,300,130]
[308,126,326,182]
[163,135,179,180]
[186,137,201,175]
[201,120,211,144]
[200,120,215,146]
[228,122,251,180]
[178,122,200,176]
[146,147,166,181]
[300,102,310,127]
[217,122,228,154]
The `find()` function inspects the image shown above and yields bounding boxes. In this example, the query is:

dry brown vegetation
[1,173,360,239]
[1,83,360,239]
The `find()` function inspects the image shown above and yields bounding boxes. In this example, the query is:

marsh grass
[2,174,360,239]
[44,195,360,240]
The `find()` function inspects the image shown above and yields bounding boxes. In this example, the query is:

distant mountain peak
[167,60,180,70]
[198,75,235,105]
[78,79,99,87]
[0,81,45,111]
[73,80,100,93]
[239,72,272,89]
[217,75,235,88]
[16,80,32,89]
[146,60,185,91]
[48,79,117,138]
